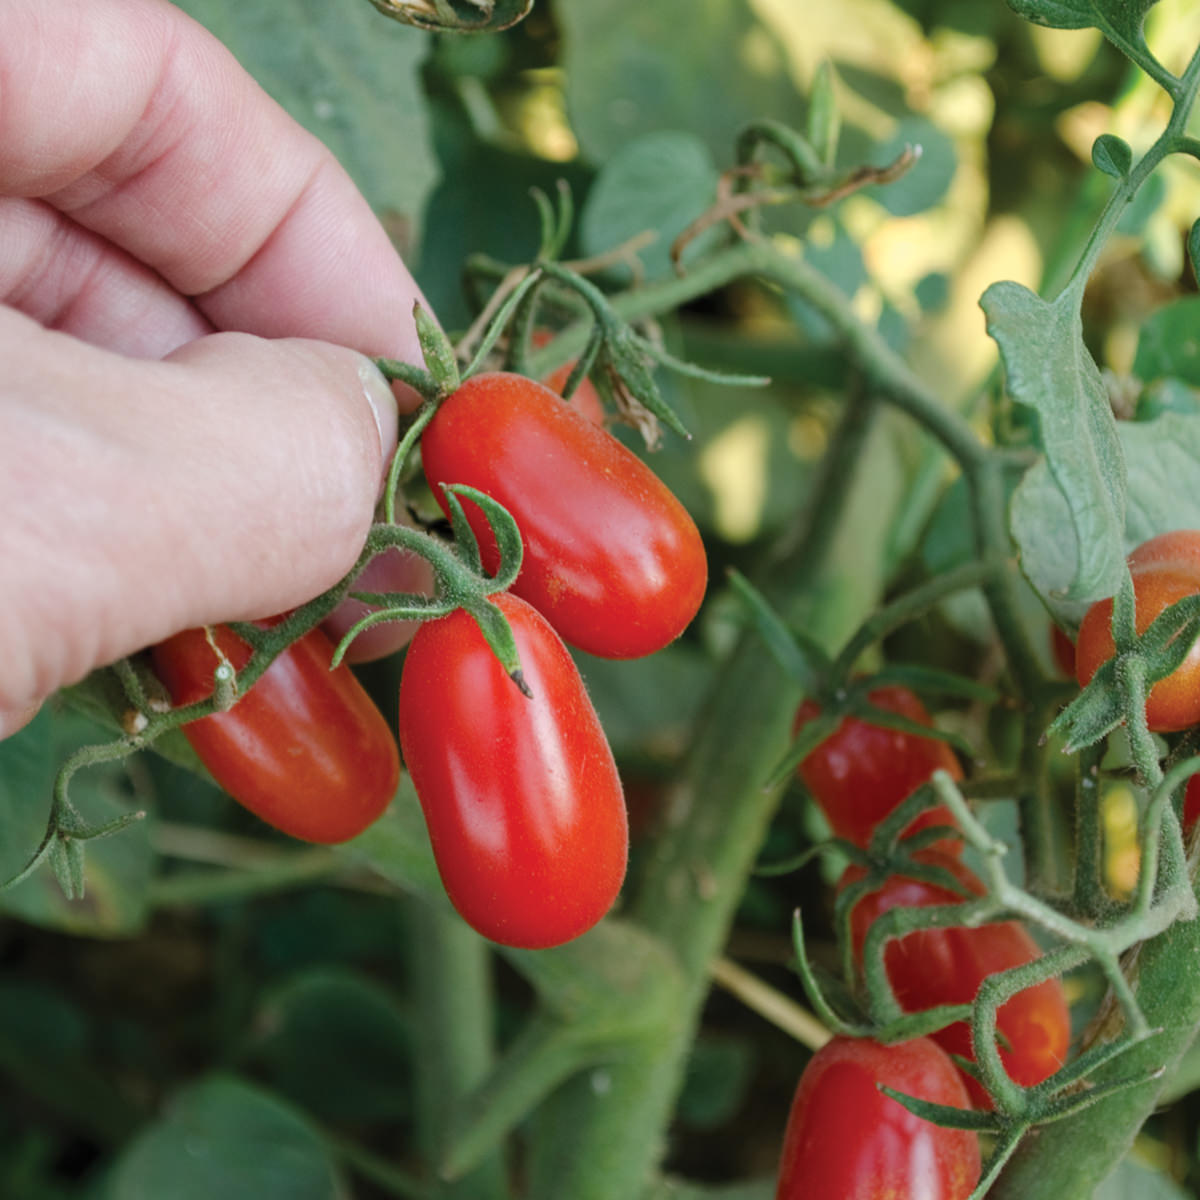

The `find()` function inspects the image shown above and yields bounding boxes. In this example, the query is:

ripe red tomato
[775,1034,980,1200]
[419,372,707,659]
[151,622,399,844]
[794,686,964,851]
[1076,530,1200,732]
[842,851,1070,1107]
[397,592,628,948]
[532,329,606,427]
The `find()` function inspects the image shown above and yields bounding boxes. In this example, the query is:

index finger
[0,0,426,364]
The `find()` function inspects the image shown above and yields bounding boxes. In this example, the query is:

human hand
[0,0,433,736]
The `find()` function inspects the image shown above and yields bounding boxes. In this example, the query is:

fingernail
[358,357,399,462]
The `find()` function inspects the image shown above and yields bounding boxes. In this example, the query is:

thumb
[0,310,399,717]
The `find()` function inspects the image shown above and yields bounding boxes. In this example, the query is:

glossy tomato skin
[419,372,707,660]
[1076,530,1200,732]
[842,851,1070,1107]
[775,1035,980,1200]
[794,686,964,852]
[397,592,628,949]
[151,622,399,844]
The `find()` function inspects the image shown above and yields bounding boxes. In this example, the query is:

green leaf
[573,645,711,757]
[1094,0,1161,42]
[109,1075,343,1200]
[559,0,806,165]
[726,569,830,695]
[0,982,141,1144]
[806,61,841,168]
[1093,133,1133,178]
[252,969,413,1122]
[0,709,151,937]
[1189,219,1200,289]
[870,117,957,217]
[579,131,720,280]
[176,0,438,250]
[1006,0,1093,29]
[364,0,532,31]
[676,1035,756,1130]
[1007,0,1161,42]
[982,279,1126,605]
[1014,412,1200,625]
[1133,297,1200,387]
[0,708,56,879]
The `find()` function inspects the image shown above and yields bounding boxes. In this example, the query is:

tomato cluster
[404,372,707,943]
[778,685,1071,1189]
[151,368,705,950]
[842,851,1070,1108]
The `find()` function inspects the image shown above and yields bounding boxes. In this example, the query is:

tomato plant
[774,1035,980,1200]
[794,687,963,851]
[396,592,628,949]
[842,851,1071,1107]
[1075,530,1200,732]
[151,622,399,844]
[419,371,707,659]
[16,2,1200,1195]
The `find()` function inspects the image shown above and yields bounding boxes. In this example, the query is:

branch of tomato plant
[405,902,509,1200]
[1071,740,1113,917]
[505,362,899,1200]
[532,237,1048,723]
[1059,41,1200,305]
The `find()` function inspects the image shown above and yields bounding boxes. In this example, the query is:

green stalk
[521,393,895,1200]
[406,901,509,1200]
[991,901,1200,1199]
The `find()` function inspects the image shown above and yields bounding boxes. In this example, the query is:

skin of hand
[0,0,435,737]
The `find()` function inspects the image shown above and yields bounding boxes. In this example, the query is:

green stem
[1072,741,1112,916]
[519,363,901,1200]
[1061,43,1200,302]
[406,902,509,1200]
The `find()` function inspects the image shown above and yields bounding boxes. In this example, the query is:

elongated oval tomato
[842,851,1070,1108]
[794,686,964,852]
[151,622,399,844]
[397,592,628,948]
[419,372,707,659]
[775,1035,980,1200]
[1076,530,1200,732]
